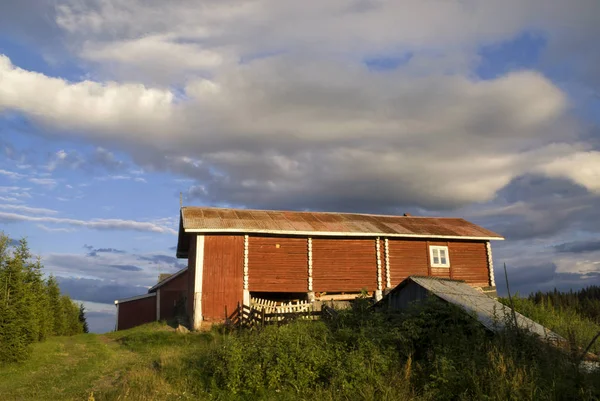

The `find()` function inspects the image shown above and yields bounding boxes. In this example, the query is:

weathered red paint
[158,270,189,322]
[312,238,378,293]
[117,296,156,331]
[201,235,244,321]
[248,236,308,293]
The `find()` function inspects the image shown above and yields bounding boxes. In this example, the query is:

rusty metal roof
[179,206,503,240]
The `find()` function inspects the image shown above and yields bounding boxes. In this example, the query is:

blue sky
[1,1,600,333]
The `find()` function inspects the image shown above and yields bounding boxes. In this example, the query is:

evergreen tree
[79,303,89,334]
[0,234,32,363]
[61,296,82,335]
[47,275,65,336]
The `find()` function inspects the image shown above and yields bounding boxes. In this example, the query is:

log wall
[312,238,377,293]
[248,236,308,293]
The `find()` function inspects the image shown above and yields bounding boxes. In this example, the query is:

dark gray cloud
[86,247,127,257]
[109,264,142,272]
[554,240,600,254]
[494,262,600,298]
[56,276,146,304]
[0,0,63,46]
[476,175,600,241]
[138,254,186,268]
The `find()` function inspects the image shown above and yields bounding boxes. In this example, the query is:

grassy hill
[1,299,599,401]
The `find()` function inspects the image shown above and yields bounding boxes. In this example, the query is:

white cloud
[37,224,74,232]
[537,151,600,193]
[0,186,31,199]
[0,169,26,179]
[0,51,583,209]
[0,212,177,234]
[28,177,58,188]
[0,204,58,215]
[0,0,599,212]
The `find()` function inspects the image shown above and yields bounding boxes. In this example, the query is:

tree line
[0,233,88,364]
[528,286,600,324]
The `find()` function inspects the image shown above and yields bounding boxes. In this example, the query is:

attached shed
[175,206,504,330]
[114,293,157,331]
[114,267,188,331]
[378,276,565,342]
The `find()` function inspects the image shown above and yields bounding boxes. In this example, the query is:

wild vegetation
[1,294,599,401]
[0,233,86,365]
[528,286,600,324]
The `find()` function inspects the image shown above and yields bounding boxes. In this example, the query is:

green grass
[0,300,599,401]
[503,297,600,354]
[0,333,125,400]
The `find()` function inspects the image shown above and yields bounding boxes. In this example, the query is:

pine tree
[47,275,65,336]
[79,303,89,334]
[0,234,32,363]
[60,296,82,335]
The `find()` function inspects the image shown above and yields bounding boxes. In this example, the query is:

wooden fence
[228,297,318,329]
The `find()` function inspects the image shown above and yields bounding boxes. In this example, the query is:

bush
[182,296,600,400]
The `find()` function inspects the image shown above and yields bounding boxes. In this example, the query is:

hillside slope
[1,300,599,401]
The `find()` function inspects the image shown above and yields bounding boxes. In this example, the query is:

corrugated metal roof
[180,207,504,240]
[395,276,564,342]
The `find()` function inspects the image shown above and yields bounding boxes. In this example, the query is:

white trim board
[114,292,156,304]
[184,228,503,241]
[192,235,205,330]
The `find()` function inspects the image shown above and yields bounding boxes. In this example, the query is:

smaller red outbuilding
[114,267,188,331]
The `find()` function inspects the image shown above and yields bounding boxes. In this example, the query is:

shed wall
[312,238,377,293]
[117,296,156,331]
[385,281,431,310]
[248,236,308,292]
[158,270,189,322]
[202,235,244,321]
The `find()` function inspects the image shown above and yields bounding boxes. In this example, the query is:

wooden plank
[202,235,244,321]
[248,236,308,292]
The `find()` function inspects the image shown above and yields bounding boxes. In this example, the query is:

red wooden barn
[115,206,503,331]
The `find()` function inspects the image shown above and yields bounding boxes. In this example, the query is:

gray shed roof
[382,276,565,343]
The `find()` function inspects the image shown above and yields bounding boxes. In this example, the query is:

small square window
[429,246,450,268]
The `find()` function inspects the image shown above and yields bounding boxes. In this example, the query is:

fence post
[261,308,265,327]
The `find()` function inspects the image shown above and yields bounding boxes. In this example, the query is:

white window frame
[429,245,450,268]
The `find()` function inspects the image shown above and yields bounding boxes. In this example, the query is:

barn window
[429,246,450,268]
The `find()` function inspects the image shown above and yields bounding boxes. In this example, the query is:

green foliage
[79,304,89,334]
[529,286,600,324]
[501,296,600,354]
[181,297,600,400]
[0,232,84,365]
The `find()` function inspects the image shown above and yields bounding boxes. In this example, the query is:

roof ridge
[182,205,466,220]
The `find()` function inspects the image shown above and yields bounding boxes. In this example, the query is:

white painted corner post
[375,237,383,301]
[307,237,314,302]
[114,302,119,331]
[192,235,205,330]
[486,241,496,287]
[243,235,250,306]
[156,289,161,321]
[384,238,391,289]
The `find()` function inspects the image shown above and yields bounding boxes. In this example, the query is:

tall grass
[17,298,594,400]
[502,297,600,354]
[106,297,597,401]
